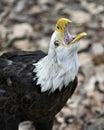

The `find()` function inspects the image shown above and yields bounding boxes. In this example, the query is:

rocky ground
[0,0,104,130]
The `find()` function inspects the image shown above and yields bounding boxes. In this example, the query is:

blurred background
[0,0,104,130]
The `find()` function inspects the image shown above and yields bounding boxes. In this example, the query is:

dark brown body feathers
[0,51,77,130]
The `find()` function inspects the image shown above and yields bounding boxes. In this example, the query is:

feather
[0,50,77,130]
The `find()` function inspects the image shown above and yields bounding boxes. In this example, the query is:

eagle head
[48,18,87,62]
[34,18,87,92]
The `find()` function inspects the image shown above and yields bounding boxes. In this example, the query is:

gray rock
[91,43,104,55]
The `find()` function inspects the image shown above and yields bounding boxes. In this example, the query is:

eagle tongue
[64,31,73,45]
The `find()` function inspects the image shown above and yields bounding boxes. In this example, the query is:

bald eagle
[0,18,86,130]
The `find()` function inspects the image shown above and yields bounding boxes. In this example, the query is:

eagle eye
[54,40,60,47]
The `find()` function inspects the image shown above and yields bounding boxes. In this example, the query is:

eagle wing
[0,50,46,88]
[0,50,47,130]
[1,50,46,63]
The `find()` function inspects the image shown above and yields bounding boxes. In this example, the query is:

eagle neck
[33,50,79,93]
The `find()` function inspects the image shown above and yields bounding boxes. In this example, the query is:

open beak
[63,23,87,46]
[69,32,87,44]
[55,18,87,46]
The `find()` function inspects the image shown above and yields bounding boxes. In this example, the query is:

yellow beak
[55,18,72,32]
[55,18,87,46]
[70,32,87,45]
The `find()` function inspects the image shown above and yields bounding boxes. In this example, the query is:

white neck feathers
[33,50,79,93]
